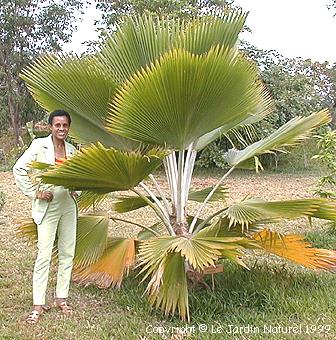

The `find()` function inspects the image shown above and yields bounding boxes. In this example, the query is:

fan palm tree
[17,10,336,321]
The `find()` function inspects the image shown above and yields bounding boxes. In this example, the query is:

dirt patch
[0,171,321,236]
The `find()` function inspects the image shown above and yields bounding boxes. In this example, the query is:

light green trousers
[33,186,77,305]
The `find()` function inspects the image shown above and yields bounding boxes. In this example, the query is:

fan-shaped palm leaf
[146,252,189,321]
[97,9,247,84]
[225,110,331,167]
[21,55,137,150]
[189,185,228,202]
[107,47,268,149]
[195,87,274,150]
[15,218,38,243]
[73,215,109,268]
[73,237,136,288]
[112,195,153,213]
[77,191,110,212]
[224,198,336,230]
[97,15,179,83]
[174,9,246,55]
[198,216,264,240]
[138,234,256,319]
[252,229,336,272]
[39,143,166,192]
[137,222,167,240]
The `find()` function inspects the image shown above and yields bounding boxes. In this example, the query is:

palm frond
[97,15,179,83]
[73,237,136,288]
[138,233,255,319]
[137,222,167,240]
[97,9,246,84]
[252,229,336,272]
[174,9,247,55]
[21,54,137,150]
[112,195,151,213]
[224,198,336,231]
[189,185,228,202]
[15,218,38,243]
[197,216,263,238]
[73,215,109,268]
[40,143,166,192]
[107,47,268,149]
[146,252,189,321]
[224,109,331,167]
[77,191,110,212]
[195,85,273,150]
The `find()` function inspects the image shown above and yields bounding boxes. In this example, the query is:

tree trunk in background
[8,92,20,144]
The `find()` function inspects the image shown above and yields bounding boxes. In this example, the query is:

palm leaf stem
[167,153,178,207]
[109,217,160,236]
[176,150,185,224]
[182,146,197,211]
[189,166,236,233]
[163,158,176,208]
[139,182,170,220]
[193,207,228,234]
[148,174,171,215]
[132,188,175,235]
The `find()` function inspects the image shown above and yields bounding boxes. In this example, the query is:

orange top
[55,157,67,165]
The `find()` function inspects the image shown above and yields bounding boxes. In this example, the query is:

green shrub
[313,128,336,198]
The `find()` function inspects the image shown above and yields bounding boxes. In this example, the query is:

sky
[64,0,336,63]
[235,0,336,62]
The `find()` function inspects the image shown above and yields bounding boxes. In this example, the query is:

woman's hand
[70,191,78,199]
[36,191,54,202]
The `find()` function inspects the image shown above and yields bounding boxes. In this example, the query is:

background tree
[0,0,87,142]
[199,43,336,169]
[328,0,336,16]
[94,0,236,34]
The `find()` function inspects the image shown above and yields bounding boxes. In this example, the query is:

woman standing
[13,109,78,324]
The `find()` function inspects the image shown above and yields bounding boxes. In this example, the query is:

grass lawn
[0,171,335,339]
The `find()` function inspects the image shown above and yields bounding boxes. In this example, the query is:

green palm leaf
[21,55,137,150]
[137,222,167,240]
[107,47,267,149]
[74,215,109,268]
[224,109,331,167]
[197,216,263,238]
[138,233,256,319]
[40,143,166,192]
[97,9,246,84]
[224,198,336,230]
[112,195,153,213]
[195,83,273,150]
[97,15,179,83]
[189,185,228,202]
[146,252,189,321]
[174,9,247,55]
[77,191,110,211]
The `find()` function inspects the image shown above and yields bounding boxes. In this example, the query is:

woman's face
[49,115,70,142]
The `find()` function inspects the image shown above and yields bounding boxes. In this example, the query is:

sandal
[25,310,41,325]
[54,300,73,316]
[42,304,51,312]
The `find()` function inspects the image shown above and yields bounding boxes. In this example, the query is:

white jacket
[13,135,77,224]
